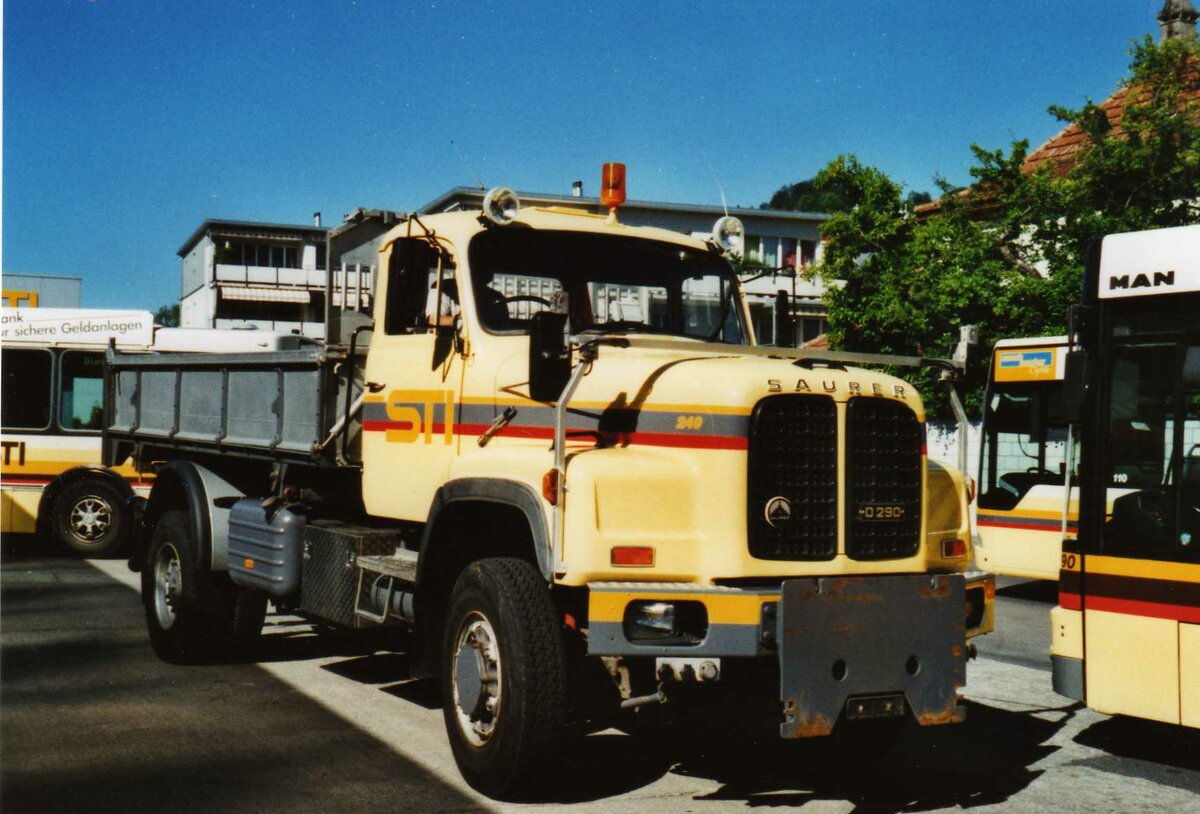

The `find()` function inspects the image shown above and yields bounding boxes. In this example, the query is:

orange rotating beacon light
[600,162,626,223]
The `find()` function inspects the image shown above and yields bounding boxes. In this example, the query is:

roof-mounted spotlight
[482,187,521,226]
[711,215,744,257]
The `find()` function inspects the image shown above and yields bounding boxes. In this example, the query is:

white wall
[927,419,981,480]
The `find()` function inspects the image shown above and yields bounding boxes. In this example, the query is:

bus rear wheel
[53,478,128,557]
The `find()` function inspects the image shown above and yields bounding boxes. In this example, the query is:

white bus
[975,336,1077,580]
[1,308,313,555]
[1052,223,1200,727]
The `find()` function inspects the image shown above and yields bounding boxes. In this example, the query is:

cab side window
[384,240,454,335]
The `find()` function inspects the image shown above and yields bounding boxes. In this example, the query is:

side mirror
[529,311,571,402]
[1063,349,1092,423]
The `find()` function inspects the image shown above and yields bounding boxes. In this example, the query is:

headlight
[482,187,521,225]
[711,215,744,256]
[623,600,708,645]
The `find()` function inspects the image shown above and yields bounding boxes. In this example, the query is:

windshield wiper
[580,321,663,335]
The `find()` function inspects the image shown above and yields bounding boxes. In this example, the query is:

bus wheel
[440,557,568,799]
[54,478,128,557]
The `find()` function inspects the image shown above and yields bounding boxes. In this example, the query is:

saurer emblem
[765,496,792,528]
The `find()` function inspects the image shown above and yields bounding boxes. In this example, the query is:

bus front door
[1084,343,1200,725]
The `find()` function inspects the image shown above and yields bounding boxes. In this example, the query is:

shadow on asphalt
[320,651,443,710]
[248,619,407,664]
[1,532,59,560]
[1074,715,1200,773]
[1,531,130,562]
[507,700,1075,809]
[995,579,1060,603]
[1,556,486,814]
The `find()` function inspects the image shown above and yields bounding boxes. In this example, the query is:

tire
[53,478,129,557]
[224,585,269,649]
[142,510,266,664]
[440,557,568,799]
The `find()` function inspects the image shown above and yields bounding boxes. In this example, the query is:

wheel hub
[451,613,502,746]
[153,544,182,630]
[69,497,111,541]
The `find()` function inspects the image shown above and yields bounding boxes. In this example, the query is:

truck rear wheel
[440,557,568,799]
[54,478,128,557]
[142,510,266,663]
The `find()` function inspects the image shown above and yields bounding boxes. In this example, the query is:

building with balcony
[178,218,335,338]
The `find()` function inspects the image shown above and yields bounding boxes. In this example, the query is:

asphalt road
[3,541,1198,814]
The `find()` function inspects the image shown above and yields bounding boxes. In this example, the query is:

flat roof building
[2,273,83,308]
[177,218,333,338]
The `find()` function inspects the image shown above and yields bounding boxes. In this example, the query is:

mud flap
[778,574,966,738]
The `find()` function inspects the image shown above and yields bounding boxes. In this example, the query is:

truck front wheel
[143,510,266,663]
[440,557,568,799]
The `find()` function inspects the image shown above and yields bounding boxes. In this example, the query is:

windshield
[1096,301,1200,558]
[467,230,747,344]
[978,380,1072,511]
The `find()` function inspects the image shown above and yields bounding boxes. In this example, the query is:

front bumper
[587,571,994,737]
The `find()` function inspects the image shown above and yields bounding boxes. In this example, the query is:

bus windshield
[979,380,1072,511]
[1101,307,1200,558]
[978,339,1075,513]
[467,230,746,344]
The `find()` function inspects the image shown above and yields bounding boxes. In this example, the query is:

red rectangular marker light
[611,546,654,566]
[941,539,967,559]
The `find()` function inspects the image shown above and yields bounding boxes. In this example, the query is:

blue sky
[3,1,1169,310]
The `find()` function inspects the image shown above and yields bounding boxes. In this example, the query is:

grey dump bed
[105,347,360,466]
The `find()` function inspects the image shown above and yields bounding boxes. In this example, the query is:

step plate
[356,553,418,583]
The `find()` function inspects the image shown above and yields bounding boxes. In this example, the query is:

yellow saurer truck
[106,186,993,798]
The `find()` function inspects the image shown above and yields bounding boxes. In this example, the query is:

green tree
[811,34,1200,415]
[764,176,931,214]
[154,303,180,327]
[763,178,857,213]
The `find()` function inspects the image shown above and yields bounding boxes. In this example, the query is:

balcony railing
[212,264,374,311]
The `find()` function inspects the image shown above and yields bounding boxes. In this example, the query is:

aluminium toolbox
[299,521,404,628]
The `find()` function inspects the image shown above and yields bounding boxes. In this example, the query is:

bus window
[1103,343,1199,559]
[1182,392,1200,552]
[978,383,1070,511]
[59,351,105,431]
[1,348,52,431]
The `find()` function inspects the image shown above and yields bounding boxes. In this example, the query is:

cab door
[1083,342,1200,724]
[361,237,466,522]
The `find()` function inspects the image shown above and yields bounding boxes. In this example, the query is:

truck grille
[747,396,837,560]
[845,398,922,559]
